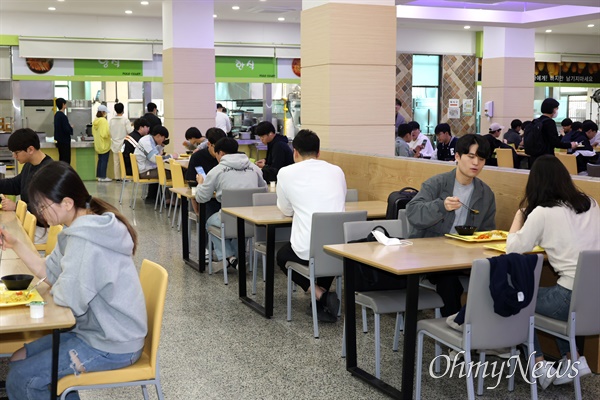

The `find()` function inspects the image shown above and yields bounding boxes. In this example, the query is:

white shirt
[409,132,435,158]
[215,111,231,133]
[506,201,600,290]
[134,135,163,174]
[109,115,133,153]
[276,159,347,260]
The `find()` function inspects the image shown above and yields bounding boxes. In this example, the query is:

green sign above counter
[216,56,276,80]
[74,59,143,76]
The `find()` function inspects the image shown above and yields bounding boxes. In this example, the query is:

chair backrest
[155,155,168,185]
[495,148,513,168]
[345,189,359,202]
[463,254,543,350]
[118,152,129,179]
[221,187,267,238]
[169,160,186,190]
[587,163,600,178]
[555,152,577,175]
[16,200,27,223]
[252,192,290,242]
[23,212,37,243]
[397,209,409,237]
[139,259,168,373]
[310,211,367,277]
[129,153,141,183]
[343,219,406,243]
[569,250,600,336]
[45,225,63,254]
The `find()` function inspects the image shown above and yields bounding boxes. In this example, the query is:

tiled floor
[1,180,598,399]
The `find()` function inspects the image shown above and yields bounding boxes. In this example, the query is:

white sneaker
[533,361,557,390]
[479,347,519,359]
[554,356,592,385]
[98,177,112,182]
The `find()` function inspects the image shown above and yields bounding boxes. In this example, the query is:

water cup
[29,301,45,319]
[191,187,197,196]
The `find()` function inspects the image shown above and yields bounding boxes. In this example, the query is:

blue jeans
[206,211,237,261]
[96,151,110,179]
[534,284,572,358]
[6,332,142,400]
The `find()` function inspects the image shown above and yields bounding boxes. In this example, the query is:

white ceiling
[0,0,598,35]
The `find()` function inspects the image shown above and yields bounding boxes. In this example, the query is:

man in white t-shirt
[215,103,231,133]
[276,129,347,322]
[408,121,435,158]
[109,102,133,180]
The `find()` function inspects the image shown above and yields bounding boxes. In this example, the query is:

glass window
[413,55,440,86]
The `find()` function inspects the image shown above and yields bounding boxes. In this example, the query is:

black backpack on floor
[385,187,419,219]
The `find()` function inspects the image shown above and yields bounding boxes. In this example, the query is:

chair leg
[508,347,517,392]
[433,307,442,373]
[477,351,485,395]
[171,197,179,228]
[416,331,425,400]
[336,276,342,316]
[155,379,165,400]
[309,273,319,338]
[119,178,126,204]
[252,250,258,295]
[247,238,253,273]
[287,268,293,321]
[167,192,174,218]
[262,254,266,282]
[141,385,150,400]
[570,334,582,400]
[131,183,139,209]
[221,237,228,285]
[154,184,162,210]
[393,312,402,352]
[374,313,381,379]
[208,234,214,275]
[465,348,475,400]
[177,206,182,232]
[341,317,346,358]
[526,340,538,400]
[362,307,368,333]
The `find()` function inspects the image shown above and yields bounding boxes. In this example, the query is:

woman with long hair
[92,104,112,182]
[1,161,147,400]
[506,155,599,389]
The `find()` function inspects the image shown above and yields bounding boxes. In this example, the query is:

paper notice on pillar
[448,107,460,119]
[449,99,460,108]
[463,99,473,116]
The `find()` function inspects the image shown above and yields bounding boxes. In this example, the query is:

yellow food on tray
[0,289,43,307]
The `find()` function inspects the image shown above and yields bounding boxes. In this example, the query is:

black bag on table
[348,226,407,292]
[385,187,419,219]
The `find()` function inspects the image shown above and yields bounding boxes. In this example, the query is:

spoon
[26,276,47,297]
[458,200,480,215]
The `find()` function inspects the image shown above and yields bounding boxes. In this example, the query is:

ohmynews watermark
[429,351,581,389]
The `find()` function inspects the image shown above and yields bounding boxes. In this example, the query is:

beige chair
[118,152,133,205]
[34,225,63,255]
[495,148,514,168]
[587,163,600,177]
[154,156,172,213]
[23,212,37,243]
[168,160,186,230]
[345,188,359,202]
[129,153,159,210]
[555,152,578,175]
[58,259,168,400]
[16,200,27,223]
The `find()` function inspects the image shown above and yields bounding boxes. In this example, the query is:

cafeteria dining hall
[0,1,600,399]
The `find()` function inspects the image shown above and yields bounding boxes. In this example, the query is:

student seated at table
[506,155,599,389]
[195,137,266,269]
[395,123,414,158]
[123,118,150,176]
[571,121,599,173]
[254,121,294,183]
[407,121,435,159]
[484,122,519,168]
[0,128,53,243]
[133,126,176,203]
[182,126,207,152]
[406,134,496,317]
[275,129,347,322]
[1,161,147,400]
[433,123,458,161]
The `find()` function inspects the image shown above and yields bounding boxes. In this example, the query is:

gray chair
[345,188,358,202]
[341,219,444,379]
[251,192,291,295]
[534,250,600,400]
[587,163,600,177]
[286,211,367,338]
[207,187,266,285]
[416,255,543,400]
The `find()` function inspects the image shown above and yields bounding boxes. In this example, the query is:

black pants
[276,242,334,293]
[427,270,467,317]
[56,142,71,165]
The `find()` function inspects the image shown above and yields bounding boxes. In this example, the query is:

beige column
[162,0,215,154]
[481,27,535,139]
[301,0,396,155]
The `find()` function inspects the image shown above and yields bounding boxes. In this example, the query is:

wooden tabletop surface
[0,212,75,334]
[324,237,502,275]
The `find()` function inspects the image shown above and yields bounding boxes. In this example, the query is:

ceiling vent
[247,6,298,14]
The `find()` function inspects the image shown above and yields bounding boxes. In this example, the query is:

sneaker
[97,177,112,182]
[478,347,519,359]
[227,257,238,270]
[554,356,592,386]
[305,302,337,323]
[533,361,557,390]
[321,292,340,319]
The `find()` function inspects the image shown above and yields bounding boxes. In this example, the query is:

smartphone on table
[195,166,206,179]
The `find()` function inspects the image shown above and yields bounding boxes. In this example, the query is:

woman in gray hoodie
[1,161,147,400]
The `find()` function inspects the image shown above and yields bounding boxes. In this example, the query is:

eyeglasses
[36,202,54,214]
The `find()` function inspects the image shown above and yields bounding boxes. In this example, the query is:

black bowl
[454,225,478,236]
[1,274,34,291]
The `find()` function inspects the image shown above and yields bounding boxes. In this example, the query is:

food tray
[484,243,545,253]
[0,288,43,307]
[445,230,509,243]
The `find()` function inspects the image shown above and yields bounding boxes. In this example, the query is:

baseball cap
[489,123,504,132]
[97,104,109,113]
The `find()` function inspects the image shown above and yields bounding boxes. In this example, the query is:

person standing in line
[144,102,162,134]
[395,98,406,133]
[109,103,133,181]
[215,103,231,134]
[530,98,577,167]
[92,105,112,182]
[54,97,73,164]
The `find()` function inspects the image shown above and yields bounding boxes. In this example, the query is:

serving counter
[39,141,101,181]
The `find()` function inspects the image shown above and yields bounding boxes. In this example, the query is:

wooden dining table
[0,211,75,400]
[324,237,503,400]
[221,201,387,318]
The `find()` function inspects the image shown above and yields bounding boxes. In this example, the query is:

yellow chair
[58,259,168,400]
[154,156,172,213]
[129,153,159,210]
[16,200,27,223]
[34,225,63,255]
[555,152,578,175]
[168,160,186,230]
[23,212,37,243]
[118,152,133,205]
[495,148,514,168]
